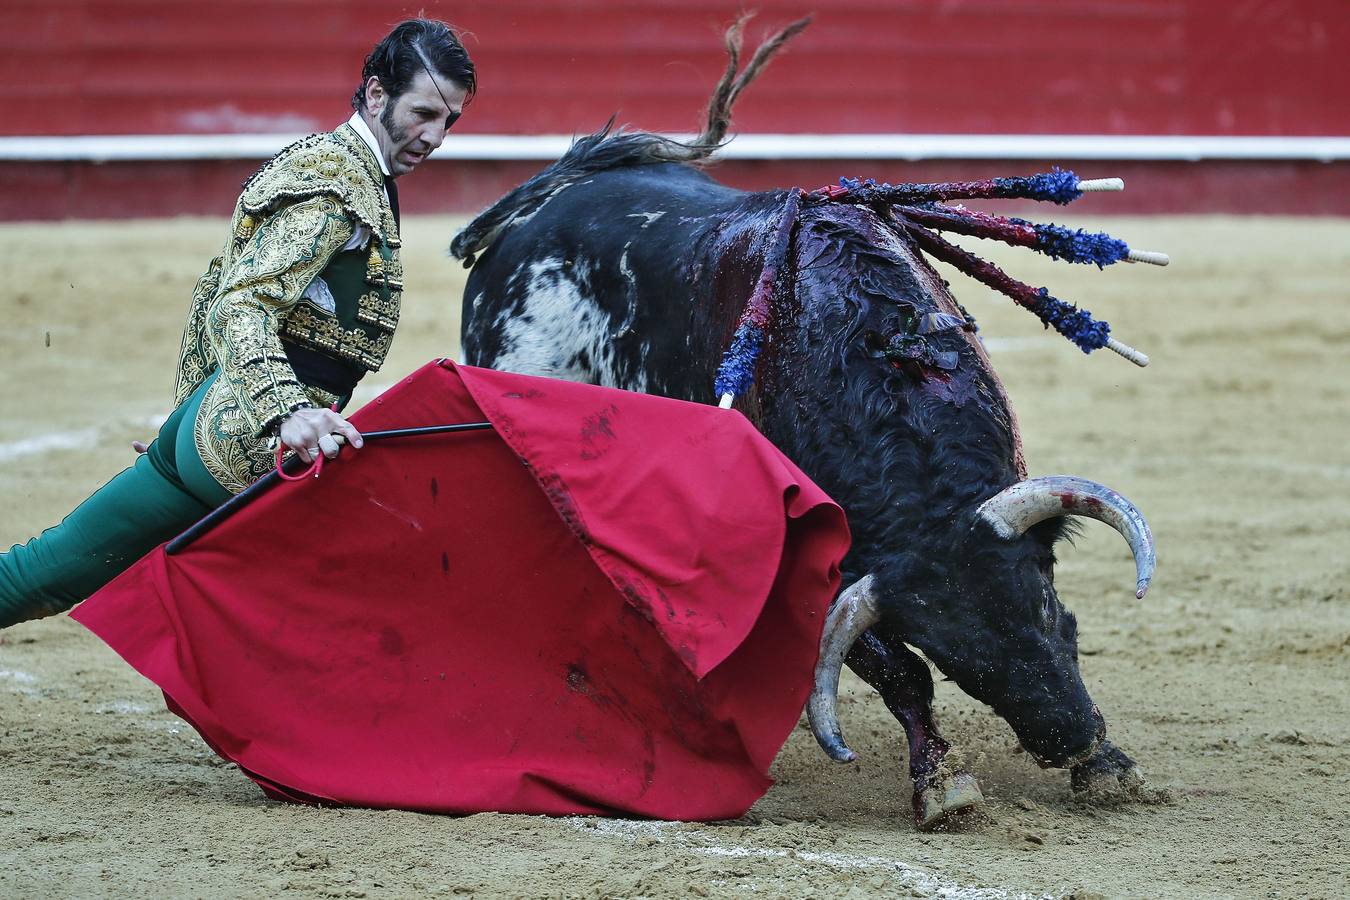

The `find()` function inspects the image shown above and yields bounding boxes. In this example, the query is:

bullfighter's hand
[279,407,364,464]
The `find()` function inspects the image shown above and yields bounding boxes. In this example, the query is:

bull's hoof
[1072,762,1146,799]
[912,771,984,831]
[1071,741,1166,804]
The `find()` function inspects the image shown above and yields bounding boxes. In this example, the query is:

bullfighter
[0,18,475,628]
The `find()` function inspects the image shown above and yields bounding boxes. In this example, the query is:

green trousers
[0,376,233,629]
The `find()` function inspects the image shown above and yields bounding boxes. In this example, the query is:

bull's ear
[975,476,1155,598]
[1031,516,1080,548]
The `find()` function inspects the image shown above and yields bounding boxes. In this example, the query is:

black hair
[351,18,477,112]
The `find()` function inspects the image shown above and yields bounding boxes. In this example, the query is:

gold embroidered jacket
[173,123,403,492]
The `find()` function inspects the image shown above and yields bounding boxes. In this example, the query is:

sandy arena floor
[1,213,1347,899]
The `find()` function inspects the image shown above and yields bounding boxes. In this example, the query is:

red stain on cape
[72,361,850,821]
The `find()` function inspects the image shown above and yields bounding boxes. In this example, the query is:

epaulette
[238,125,394,242]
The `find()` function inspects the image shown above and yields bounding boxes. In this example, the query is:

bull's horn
[976,476,1156,598]
[807,574,881,763]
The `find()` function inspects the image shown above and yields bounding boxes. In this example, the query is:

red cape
[74,361,849,820]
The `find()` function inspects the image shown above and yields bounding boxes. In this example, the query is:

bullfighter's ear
[364,76,387,114]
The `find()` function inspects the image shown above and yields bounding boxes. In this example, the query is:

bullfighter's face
[363,71,468,177]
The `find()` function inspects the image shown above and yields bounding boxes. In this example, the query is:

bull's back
[461,164,748,395]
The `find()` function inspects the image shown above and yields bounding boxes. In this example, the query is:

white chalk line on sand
[0,415,167,463]
[91,700,184,733]
[0,668,40,696]
[94,700,154,715]
[0,425,102,461]
[0,384,397,463]
[563,818,1040,900]
[0,381,396,466]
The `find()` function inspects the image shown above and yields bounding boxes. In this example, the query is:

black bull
[454,138,1156,828]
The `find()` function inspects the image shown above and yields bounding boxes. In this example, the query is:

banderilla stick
[165,422,494,555]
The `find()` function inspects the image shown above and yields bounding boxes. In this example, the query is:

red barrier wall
[6,0,1347,137]
[3,0,1347,217]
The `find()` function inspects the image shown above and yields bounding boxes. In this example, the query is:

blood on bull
[452,17,1167,829]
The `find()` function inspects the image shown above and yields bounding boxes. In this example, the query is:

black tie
[384,176,401,230]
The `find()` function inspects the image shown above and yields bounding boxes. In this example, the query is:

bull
[451,20,1160,829]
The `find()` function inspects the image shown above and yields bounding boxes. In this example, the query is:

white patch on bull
[493,257,646,392]
[609,243,639,340]
[626,211,666,228]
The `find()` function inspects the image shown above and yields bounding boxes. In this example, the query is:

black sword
[165,422,494,555]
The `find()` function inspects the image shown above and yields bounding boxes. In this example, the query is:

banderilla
[165,421,494,555]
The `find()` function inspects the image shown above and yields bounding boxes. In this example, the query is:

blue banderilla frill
[712,169,1164,404]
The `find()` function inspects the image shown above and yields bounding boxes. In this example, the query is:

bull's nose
[1063,706,1108,768]
[1017,704,1108,769]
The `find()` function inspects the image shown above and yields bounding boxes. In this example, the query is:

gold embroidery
[194,375,340,494]
[205,195,355,435]
[171,123,400,433]
[173,256,224,406]
[238,126,397,241]
[378,252,404,292]
[193,377,279,494]
[366,244,385,282]
[234,214,257,247]
[281,305,394,370]
[355,289,400,333]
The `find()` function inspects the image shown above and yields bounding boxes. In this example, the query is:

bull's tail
[450,15,808,263]
[698,14,811,153]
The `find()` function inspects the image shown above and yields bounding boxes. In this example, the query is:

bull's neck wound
[714,168,1152,405]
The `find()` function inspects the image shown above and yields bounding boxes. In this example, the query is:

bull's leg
[846,631,983,829]
[1070,739,1146,798]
